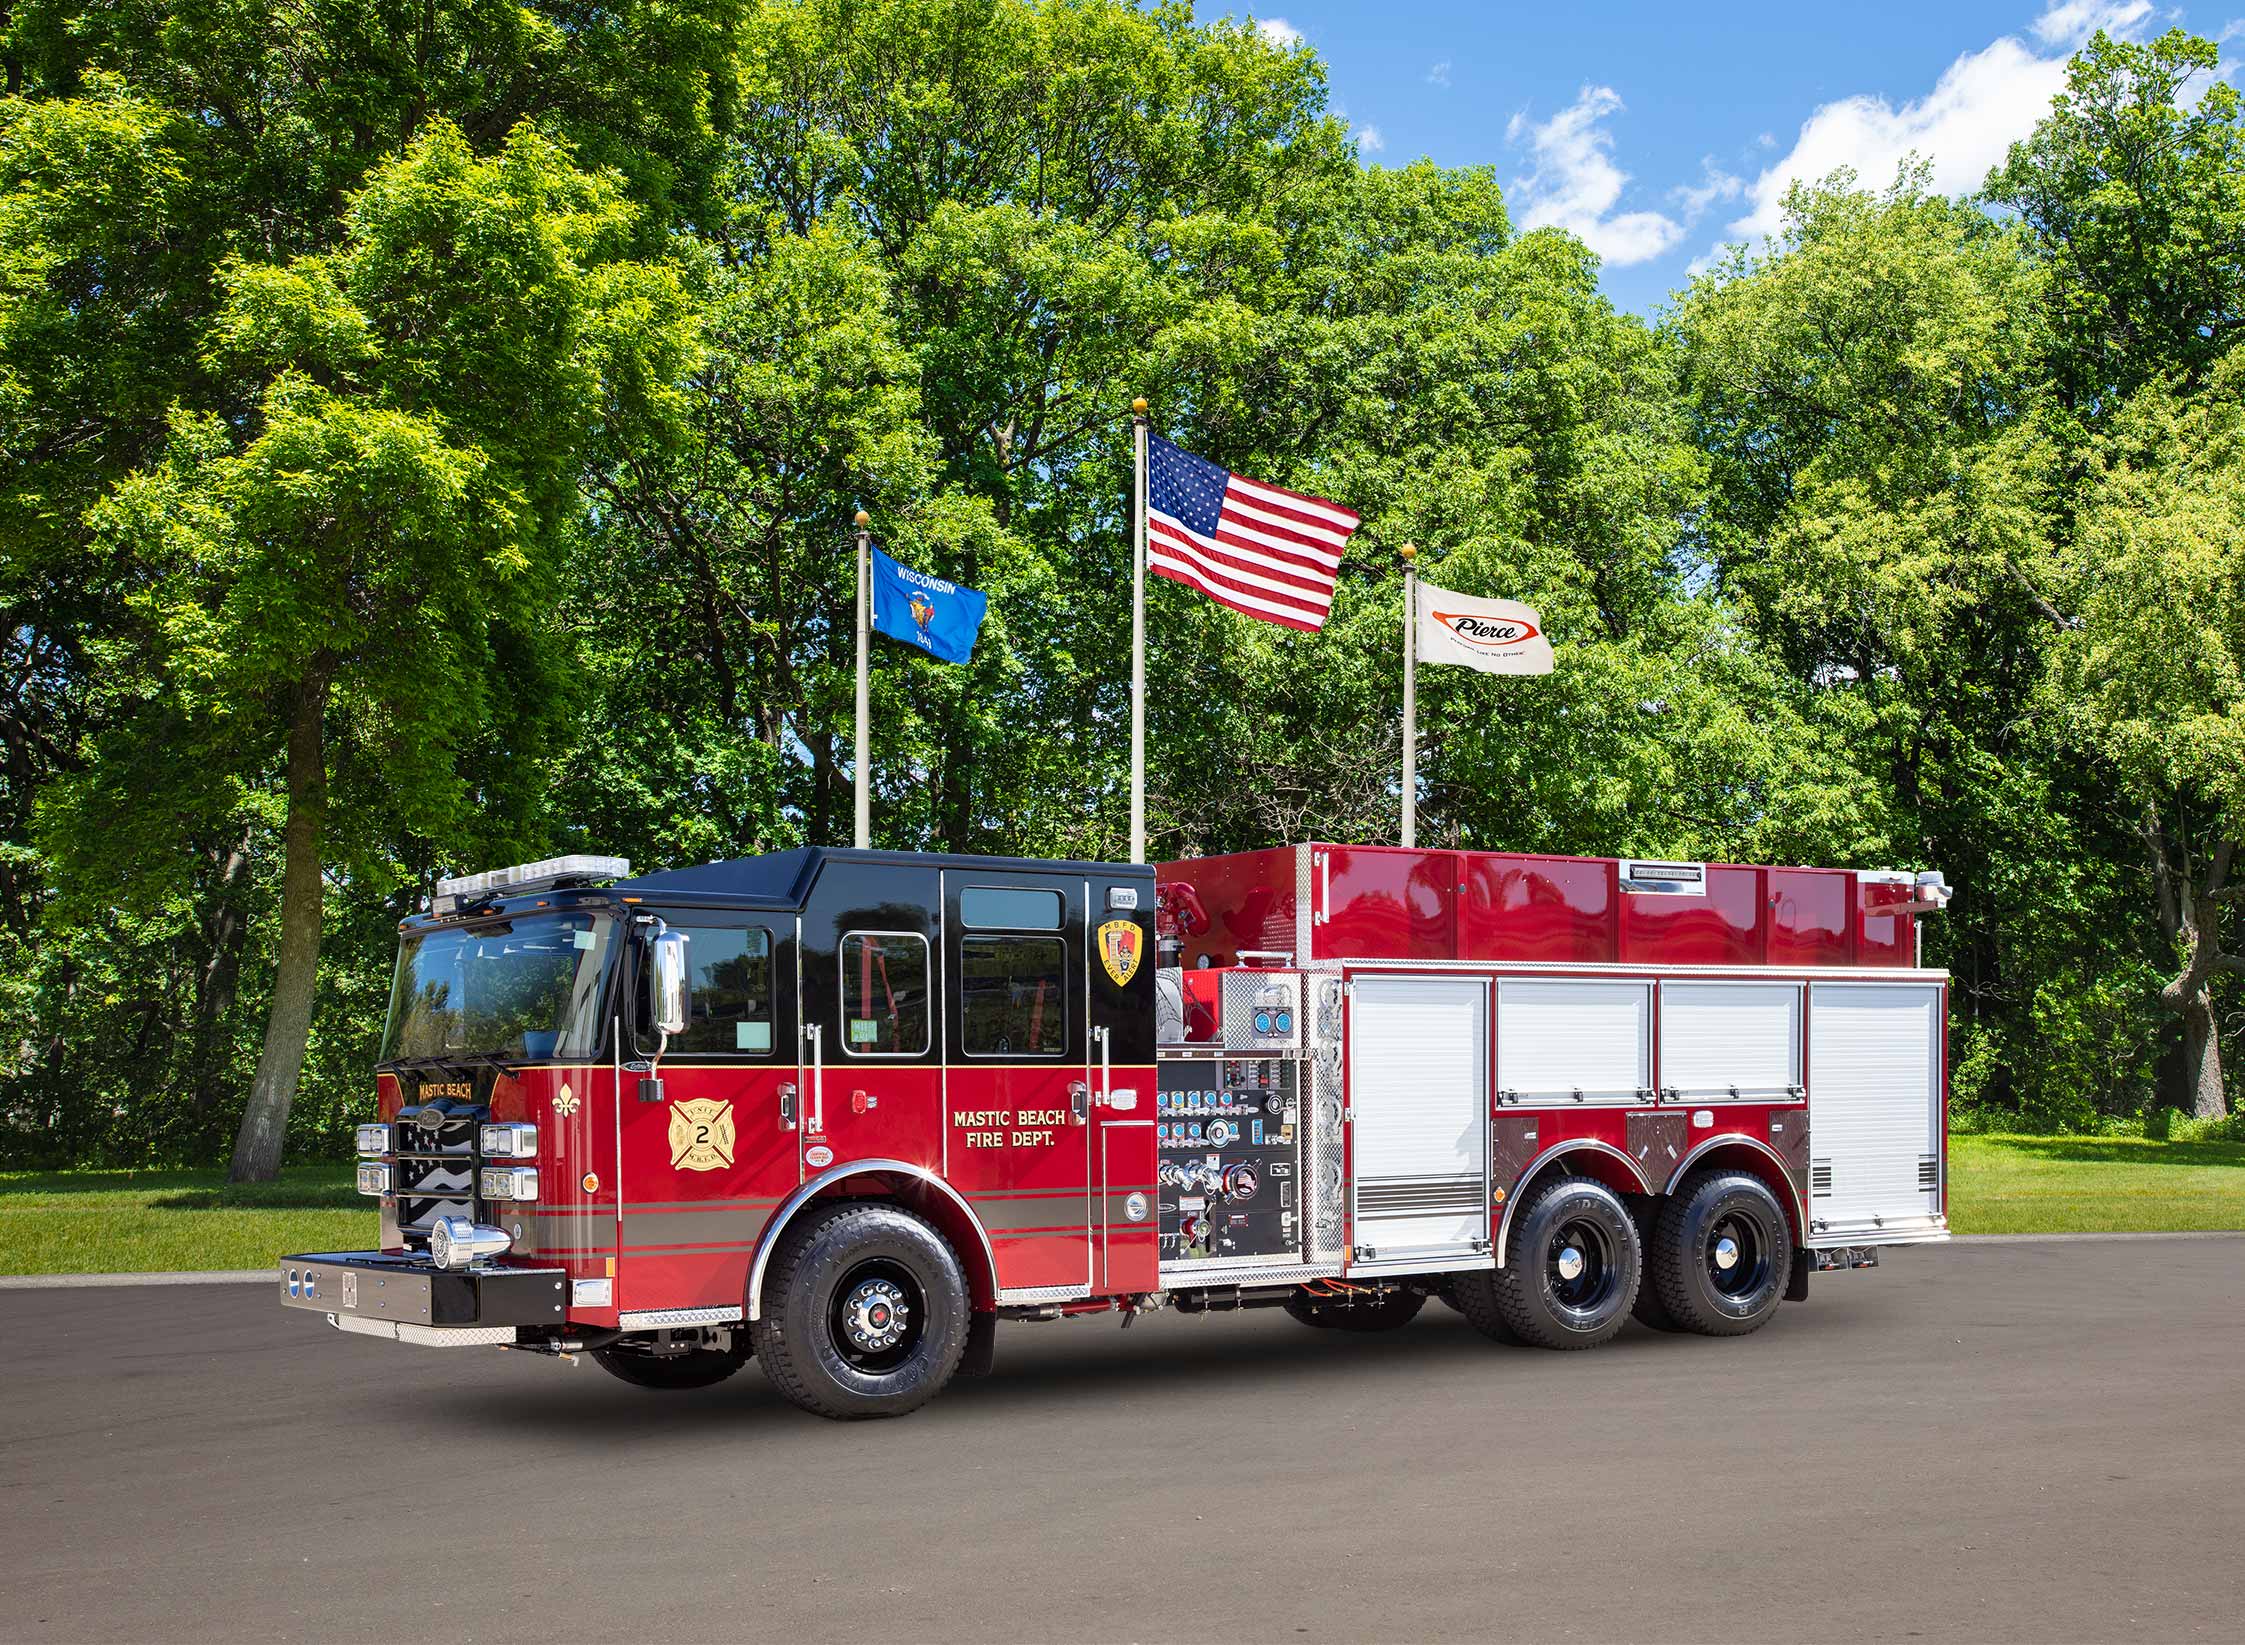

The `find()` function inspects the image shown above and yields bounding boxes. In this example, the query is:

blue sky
[1239,1,2243,314]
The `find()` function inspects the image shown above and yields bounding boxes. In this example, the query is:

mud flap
[1786,1248,1812,1303]
[958,1309,999,1379]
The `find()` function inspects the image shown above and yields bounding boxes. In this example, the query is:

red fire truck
[279,842,1952,1419]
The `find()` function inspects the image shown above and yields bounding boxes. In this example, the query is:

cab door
[942,873,1093,1295]
[616,912,800,1310]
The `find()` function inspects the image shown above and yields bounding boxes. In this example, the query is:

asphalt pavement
[3,1237,2241,1644]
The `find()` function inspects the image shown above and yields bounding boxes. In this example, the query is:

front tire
[1455,1175,1640,1350]
[591,1332,750,1390]
[1649,1170,1790,1337]
[751,1201,970,1420]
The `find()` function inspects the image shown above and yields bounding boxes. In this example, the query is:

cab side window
[840,931,930,1056]
[960,937,1066,1056]
[668,925,776,1055]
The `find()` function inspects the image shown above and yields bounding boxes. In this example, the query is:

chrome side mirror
[649,928,690,1036]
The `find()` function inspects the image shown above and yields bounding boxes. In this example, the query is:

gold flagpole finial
[854,509,870,528]
[1398,541,1417,563]
[1131,397,1148,416]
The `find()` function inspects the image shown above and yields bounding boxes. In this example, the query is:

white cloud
[1672,157,1744,217]
[2032,1,2150,46]
[1356,124,1386,152]
[1717,0,2153,250]
[1428,59,1452,88]
[1255,16,1302,49]
[1505,85,1688,266]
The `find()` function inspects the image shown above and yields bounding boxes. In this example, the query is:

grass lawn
[0,1165,373,1275]
[2,1136,2239,1274]
[1945,1134,2245,1235]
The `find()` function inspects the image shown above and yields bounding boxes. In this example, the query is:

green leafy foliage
[2,6,2243,1167]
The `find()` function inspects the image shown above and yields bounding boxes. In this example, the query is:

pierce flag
[1415,582,1553,675]
[869,545,988,666]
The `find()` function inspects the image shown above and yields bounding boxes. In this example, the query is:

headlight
[355,1124,390,1156]
[427,1215,511,1270]
[479,1166,539,1202]
[478,1122,538,1158]
[354,1162,391,1196]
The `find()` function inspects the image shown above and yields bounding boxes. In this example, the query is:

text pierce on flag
[1414,581,1553,675]
[1144,435,1361,632]
[869,545,988,666]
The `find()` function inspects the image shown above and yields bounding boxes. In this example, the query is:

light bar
[355,1162,391,1196]
[479,1166,540,1202]
[354,1124,390,1156]
[433,855,631,909]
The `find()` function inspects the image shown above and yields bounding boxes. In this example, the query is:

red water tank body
[1157,844,1924,972]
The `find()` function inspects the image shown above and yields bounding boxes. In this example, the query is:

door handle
[777,1082,798,1130]
[1068,1080,1090,1122]
[1093,1024,1111,1108]
[806,1024,825,1134]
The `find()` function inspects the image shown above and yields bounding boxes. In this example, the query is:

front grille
[389,1083,490,1242]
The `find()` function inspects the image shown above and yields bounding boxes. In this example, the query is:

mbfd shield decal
[668,1098,736,1171]
[1097,919,1144,987]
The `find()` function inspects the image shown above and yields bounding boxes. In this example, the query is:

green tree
[55,121,686,1177]
[2048,354,2245,1119]
[1985,27,2245,414]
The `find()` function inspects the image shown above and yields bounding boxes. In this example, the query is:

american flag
[1146,435,1360,632]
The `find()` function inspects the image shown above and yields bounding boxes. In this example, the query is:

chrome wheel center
[842,1278,909,1352]
[1713,1235,1740,1271]
[1555,1246,1585,1281]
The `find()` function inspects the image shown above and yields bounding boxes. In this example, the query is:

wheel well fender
[745,1158,998,1321]
[1662,1135,1803,1244]
[1494,1140,1653,1269]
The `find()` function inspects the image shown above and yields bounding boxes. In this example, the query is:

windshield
[381,911,618,1063]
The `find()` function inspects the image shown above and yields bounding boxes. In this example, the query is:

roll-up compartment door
[1660,982,1802,1100]
[1347,975,1490,1261]
[1497,979,1650,1103]
[1807,983,1944,1243]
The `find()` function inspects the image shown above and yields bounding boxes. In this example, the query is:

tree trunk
[191,834,256,1117]
[2145,804,2233,1122]
[228,679,328,1183]
[2181,985,2226,1121]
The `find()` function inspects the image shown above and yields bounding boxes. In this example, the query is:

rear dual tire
[1647,1170,1789,1337]
[1454,1175,1640,1349]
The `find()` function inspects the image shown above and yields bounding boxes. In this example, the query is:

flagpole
[853,508,871,850]
[1400,542,1417,849]
[1130,397,1149,865]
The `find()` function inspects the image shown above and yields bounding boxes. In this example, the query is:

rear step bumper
[278,1251,567,1333]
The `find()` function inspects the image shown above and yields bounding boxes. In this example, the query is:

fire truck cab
[281,842,1952,1420]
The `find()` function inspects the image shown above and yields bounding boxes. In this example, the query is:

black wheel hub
[1544,1216,1622,1323]
[1705,1209,1773,1302]
[828,1258,925,1372]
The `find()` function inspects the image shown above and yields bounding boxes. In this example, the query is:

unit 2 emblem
[1097,919,1144,987]
[668,1098,736,1171]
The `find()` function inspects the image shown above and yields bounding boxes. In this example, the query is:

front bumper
[278,1251,567,1339]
